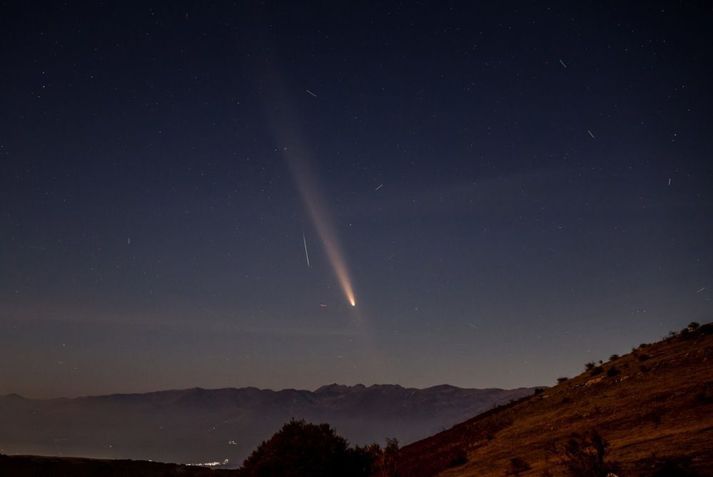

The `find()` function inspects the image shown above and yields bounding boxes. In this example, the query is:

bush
[638,353,651,362]
[694,383,713,404]
[240,419,379,477]
[606,366,620,377]
[508,457,532,476]
[560,431,618,477]
[647,409,663,426]
[589,366,604,376]
[557,377,569,384]
[649,456,702,477]
[585,362,596,371]
[682,322,701,339]
[609,354,619,361]
[446,447,467,468]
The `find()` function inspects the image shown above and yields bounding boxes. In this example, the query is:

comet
[260,68,358,308]
[298,177,357,307]
[278,141,358,307]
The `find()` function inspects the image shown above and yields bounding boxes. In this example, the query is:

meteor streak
[302,232,311,268]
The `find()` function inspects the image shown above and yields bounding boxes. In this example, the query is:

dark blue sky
[1,1,711,397]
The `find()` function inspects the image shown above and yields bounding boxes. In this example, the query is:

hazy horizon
[0,316,690,399]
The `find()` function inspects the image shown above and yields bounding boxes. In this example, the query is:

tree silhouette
[240,419,378,477]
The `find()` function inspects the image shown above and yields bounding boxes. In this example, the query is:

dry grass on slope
[387,323,713,477]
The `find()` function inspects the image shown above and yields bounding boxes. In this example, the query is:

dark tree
[239,419,379,477]
[382,437,400,477]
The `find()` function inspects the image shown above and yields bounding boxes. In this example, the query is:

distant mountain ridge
[0,383,534,468]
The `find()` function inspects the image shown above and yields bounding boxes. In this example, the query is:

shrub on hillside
[585,362,596,371]
[694,383,713,404]
[647,408,664,426]
[680,321,704,339]
[557,377,569,383]
[508,457,532,476]
[606,366,620,377]
[589,366,604,376]
[648,456,703,477]
[446,447,467,468]
[239,419,379,477]
[559,431,618,477]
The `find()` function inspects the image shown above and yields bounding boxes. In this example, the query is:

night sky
[1,2,712,398]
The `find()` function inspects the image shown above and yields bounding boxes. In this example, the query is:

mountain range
[0,383,533,468]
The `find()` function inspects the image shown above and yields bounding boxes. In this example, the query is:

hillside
[0,384,532,467]
[388,323,713,477]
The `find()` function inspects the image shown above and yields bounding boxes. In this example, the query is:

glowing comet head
[350,298,356,307]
